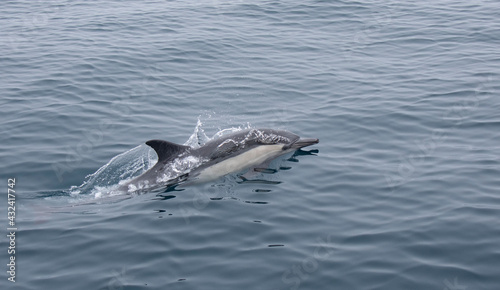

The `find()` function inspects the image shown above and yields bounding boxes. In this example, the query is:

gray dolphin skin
[118,128,319,193]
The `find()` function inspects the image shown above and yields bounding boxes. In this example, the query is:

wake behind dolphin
[117,128,319,194]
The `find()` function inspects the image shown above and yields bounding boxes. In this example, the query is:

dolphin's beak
[288,138,319,149]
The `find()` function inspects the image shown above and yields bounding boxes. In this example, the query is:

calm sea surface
[1,0,500,289]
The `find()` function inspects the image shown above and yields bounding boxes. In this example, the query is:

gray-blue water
[1,0,500,289]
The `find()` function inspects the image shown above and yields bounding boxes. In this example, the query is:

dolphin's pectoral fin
[251,159,276,174]
[237,178,282,185]
[145,140,191,162]
[254,168,278,174]
[238,163,276,180]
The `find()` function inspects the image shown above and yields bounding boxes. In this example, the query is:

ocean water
[1,0,500,289]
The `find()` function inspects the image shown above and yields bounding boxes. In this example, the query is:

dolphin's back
[197,128,300,161]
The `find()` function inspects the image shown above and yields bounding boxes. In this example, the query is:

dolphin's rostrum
[118,128,319,193]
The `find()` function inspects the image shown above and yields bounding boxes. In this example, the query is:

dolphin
[117,128,319,193]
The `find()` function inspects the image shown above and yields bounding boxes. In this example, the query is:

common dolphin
[118,128,319,193]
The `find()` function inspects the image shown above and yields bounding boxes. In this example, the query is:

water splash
[69,144,157,198]
[185,117,210,148]
[185,116,253,146]
[157,155,204,183]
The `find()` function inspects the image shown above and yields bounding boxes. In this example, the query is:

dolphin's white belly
[195,144,285,182]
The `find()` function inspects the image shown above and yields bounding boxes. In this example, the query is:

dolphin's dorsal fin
[145,140,190,162]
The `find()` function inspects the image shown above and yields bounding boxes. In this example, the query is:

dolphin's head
[284,137,320,150]
[200,128,318,161]
[246,128,319,150]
